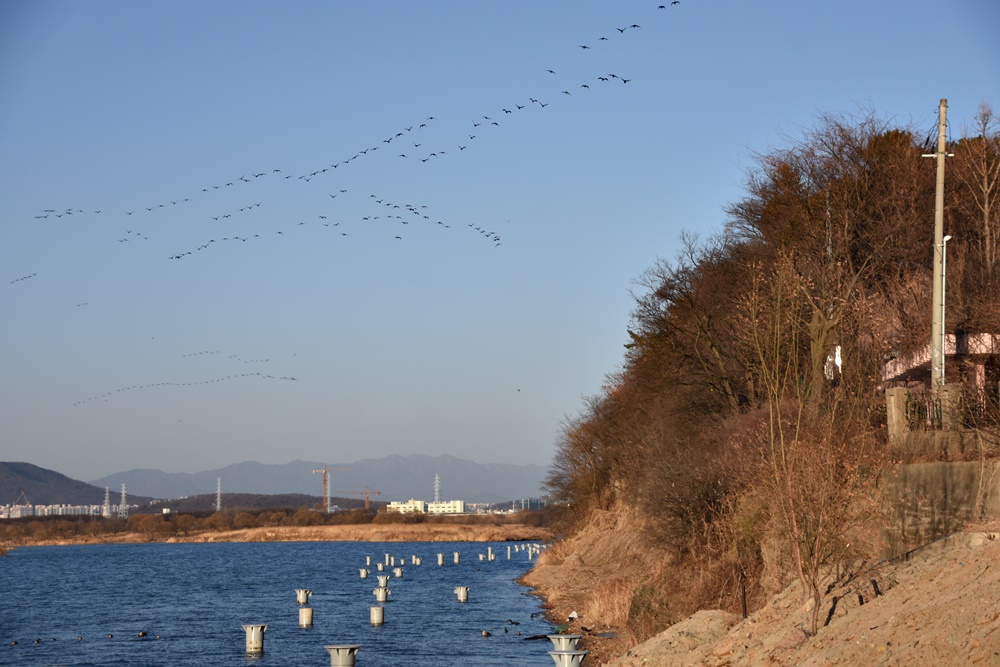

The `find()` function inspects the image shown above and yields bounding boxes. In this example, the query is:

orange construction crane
[338,487,381,511]
[311,464,351,512]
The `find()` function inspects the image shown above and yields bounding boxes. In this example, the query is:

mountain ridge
[0,462,155,506]
[86,454,546,504]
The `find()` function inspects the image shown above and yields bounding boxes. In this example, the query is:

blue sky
[2,1,997,484]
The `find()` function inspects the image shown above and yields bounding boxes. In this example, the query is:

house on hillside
[883,333,1000,438]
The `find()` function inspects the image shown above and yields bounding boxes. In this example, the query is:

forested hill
[0,462,153,506]
[542,104,1000,641]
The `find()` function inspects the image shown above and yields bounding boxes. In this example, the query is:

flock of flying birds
[8,3,682,407]
[72,373,298,407]
[73,350,299,406]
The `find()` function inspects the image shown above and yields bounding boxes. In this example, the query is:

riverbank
[3,522,554,547]
[525,523,1000,665]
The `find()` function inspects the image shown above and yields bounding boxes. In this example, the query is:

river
[0,540,556,666]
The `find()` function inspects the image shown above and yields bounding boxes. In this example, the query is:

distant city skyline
[1,1,997,481]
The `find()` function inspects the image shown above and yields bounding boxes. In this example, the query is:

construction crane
[338,487,381,511]
[311,464,351,512]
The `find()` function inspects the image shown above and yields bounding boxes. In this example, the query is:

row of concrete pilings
[240,543,587,666]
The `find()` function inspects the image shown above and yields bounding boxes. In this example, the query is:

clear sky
[1,1,997,483]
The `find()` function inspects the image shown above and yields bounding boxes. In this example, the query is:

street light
[940,234,952,386]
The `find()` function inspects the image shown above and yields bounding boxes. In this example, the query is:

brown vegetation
[537,103,1000,658]
[0,507,556,548]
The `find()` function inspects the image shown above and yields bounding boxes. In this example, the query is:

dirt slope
[598,530,1000,665]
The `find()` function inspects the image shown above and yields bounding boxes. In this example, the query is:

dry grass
[8,522,554,547]
[586,578,636,628]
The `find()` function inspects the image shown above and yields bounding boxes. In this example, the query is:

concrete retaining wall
[885,459,1000,556]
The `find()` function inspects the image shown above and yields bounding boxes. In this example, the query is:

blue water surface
[0,540,555,666]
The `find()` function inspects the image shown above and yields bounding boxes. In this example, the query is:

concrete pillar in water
[359,568,369,579]
[393,567,403,578]
[376,562,385,571]
[295,589,312,605]
[299,607,314,628]
[365,555,371,566]
[390,555,395,566]
[438,553,444,566]
[454,585,469,602]
[370,605,384,625]
[454,551,460,564]
[242,624,267,654]
[376,574,391,587]
[548,634,583,651]
[385,553,390,565]
[411,555,418,565]
[324,644,362,667]
[478,554,485,561]
[373,587,390,602]
[548,650,589,666]
[508,546,512,560]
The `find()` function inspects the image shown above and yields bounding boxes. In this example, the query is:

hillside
[525,512,1000,665]
[531,105,1000,660]
[0,462,154,506]
[149,492,371,513]
[607,530,1000,665]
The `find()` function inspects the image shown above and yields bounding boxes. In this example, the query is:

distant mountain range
[86,454,547,504]
[0,462,155,506]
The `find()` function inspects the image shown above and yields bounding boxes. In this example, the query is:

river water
[0,540,557,666]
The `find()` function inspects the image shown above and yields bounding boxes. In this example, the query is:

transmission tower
[102,487,111,519]
[117,484,128,520]
[215,477,222,513]
[433,473,441,504]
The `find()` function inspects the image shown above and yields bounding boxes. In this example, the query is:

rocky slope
[528,525,1000,665]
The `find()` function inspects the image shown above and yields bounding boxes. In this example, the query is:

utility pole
[924,98,952,392]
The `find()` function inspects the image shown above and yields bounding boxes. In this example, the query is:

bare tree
[952,102,1000,320]
[736,255,884,635]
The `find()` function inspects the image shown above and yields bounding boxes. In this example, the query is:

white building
[386,499,427,514]
[385,476,467,515]
[427,500,465,514]
[0,504,104,519]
